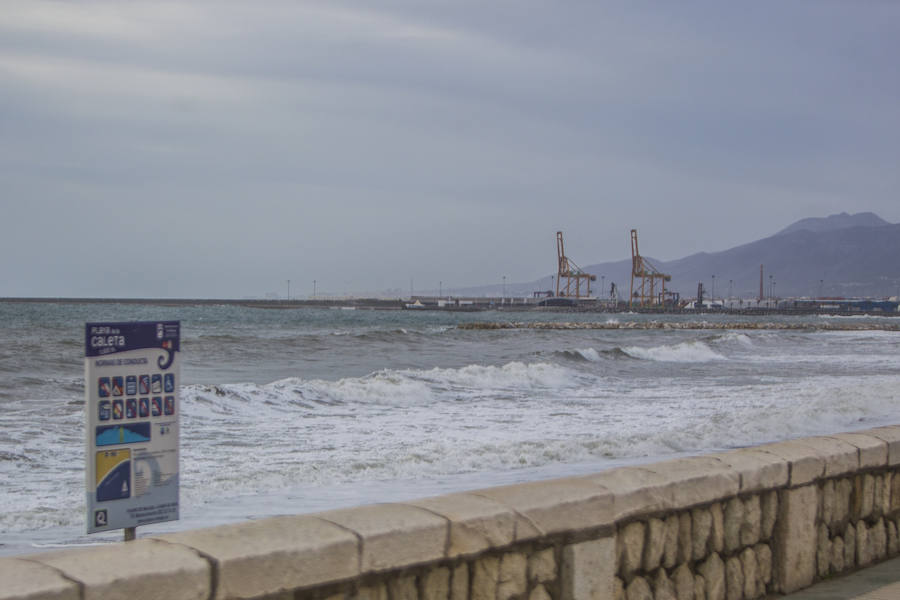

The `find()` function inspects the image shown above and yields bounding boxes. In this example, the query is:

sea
[1,300,898,556]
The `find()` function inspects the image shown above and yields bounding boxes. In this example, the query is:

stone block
[451,563,469,600]
[755,442,824,486]
[642,458,740,508]
[663,514,680,569]
[835,478,853,525]
[724,556,743,600]
[528,548,556,583]
[644,518,666,571]
[866,425,900,465]
[852,474,875,521]
[723,497,743,553]
[892,471,900,513]
[816,523,831,578]
[830,432,888,468]
[389,575,417,600]
[678,512,693,564]
[710,503,725,554]
[355,583,388,600]
[618,521,645,580]
[844,522,857,569]
[32,539,209,600]
[585,467,672,521]
[792,437,859,478]
[476,477,613,539]
[423,568,451,600]
[857,520,871,567]
[614,577,626,600]
[692,507,712,561]
[874,475,885,518]
[0,558,79,600]
[888,520,899,557]
[497,553,527,600]
[694,575,707,600]
[872,518,887,561]
[753,543,772,586]
[530,585,552,600]
[653,569,677,600]
[821,480,835,526]
[472,556,499,600]
[316,504,446,573]
[561,537,616,600]
[773,485,817,593]
[672,564,694,600]
[832,536,845,573]
[760,491,777,540]
[409,492,516,557]
[625,576,652,600]
[741,495,761,547]
[739,547,760,600]
[697,553,725,600]
[709,449,788,493]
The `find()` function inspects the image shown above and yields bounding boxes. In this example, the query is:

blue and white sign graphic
[85,321,180,534]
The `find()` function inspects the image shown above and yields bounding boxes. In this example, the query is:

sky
[2,1,899,298]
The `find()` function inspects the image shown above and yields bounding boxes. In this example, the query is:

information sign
[84,321,180,533]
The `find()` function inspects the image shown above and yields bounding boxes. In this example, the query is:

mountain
[576,213,900,300]
[775,212,889,236]
[467,212,899,300]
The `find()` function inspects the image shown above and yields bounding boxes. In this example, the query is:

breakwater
[2,425,899,600]
[458,321,900,331]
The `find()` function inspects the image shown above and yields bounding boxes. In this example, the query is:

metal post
[124,527,136,542]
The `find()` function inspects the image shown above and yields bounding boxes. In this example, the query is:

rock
[725,556,744,600]
[472,556,499,600]
[831,536,845,573]
[892,473,900,513]
[821,480,835,526]
[619,521,645,580]
[653,568,678,600]
[389,576,418,600]
[694,574,707,600]
[739,547,760,600]
[664,515,680,569]
[498,553,527,600]
[873,476,884,518]
[741,496,762,547]
[423,568,450,600]
[673,564,695,600]
[357,583,388,600]
[644,518,666,571]
[856,521,871,567]
[451,563,469,600]
[853,475,875,521]
[693,508,713,561]
[724,498,743,553]
[760,491,778,541]
[710,503,725,553]
[679,513,693,565]
[754,543,772,587]
[844,522,857,569]
[614,577,626,600]
[871,518,886,561]
[529,585,551,600]
[888,519,899,557]
[816,523,831,577]
[626,576,653,600]
[528,548,556,583]
[773,485,817,593]
[698,553,725,600]
[834,478,852,527]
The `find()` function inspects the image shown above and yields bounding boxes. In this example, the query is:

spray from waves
[622,340,726,362]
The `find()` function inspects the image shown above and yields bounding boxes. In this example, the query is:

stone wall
[2,425,899,600]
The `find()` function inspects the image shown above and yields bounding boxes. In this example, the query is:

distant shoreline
[1,296,898,317]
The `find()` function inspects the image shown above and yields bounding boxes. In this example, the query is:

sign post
[84,321,181,537]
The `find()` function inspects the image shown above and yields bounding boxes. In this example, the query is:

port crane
[629,229,671,307]
[556,231,596,298]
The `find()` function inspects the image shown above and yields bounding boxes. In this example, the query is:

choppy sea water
[0,301,898,556]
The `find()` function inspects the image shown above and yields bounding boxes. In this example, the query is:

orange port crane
[556,231,596,298]
[630,229,671,307]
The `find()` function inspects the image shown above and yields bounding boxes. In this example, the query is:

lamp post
[286,279,290,301]
[711,275,716,304]
[502,275,506,300]
[313,279,317,299]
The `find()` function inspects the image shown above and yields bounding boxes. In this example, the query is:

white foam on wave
[623,340,726,363]
[575,348,602,362]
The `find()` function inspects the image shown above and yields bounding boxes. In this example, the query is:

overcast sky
[2,1,898,298]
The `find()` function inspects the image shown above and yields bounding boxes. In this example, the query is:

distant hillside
[775,212,889,236]
[472,213,899,300]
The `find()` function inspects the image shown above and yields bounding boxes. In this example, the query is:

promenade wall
[3,425,899,600]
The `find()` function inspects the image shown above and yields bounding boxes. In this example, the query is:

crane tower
[556,231,596,298]
[630,229,671,307]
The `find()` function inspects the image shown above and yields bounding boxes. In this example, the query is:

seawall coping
[315,503,448,574]
[159,514,359,600]
[0,557,79,600]
[867,425,900,466]
[792,436,860,477]
[407,492,518,558]
[469,476,614,540]
[581,467,672,521]
[829,432,889,469]
[708,447,790,492]
[756,441,826,486]
[29,538,210,600]
[640,456,741,507]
